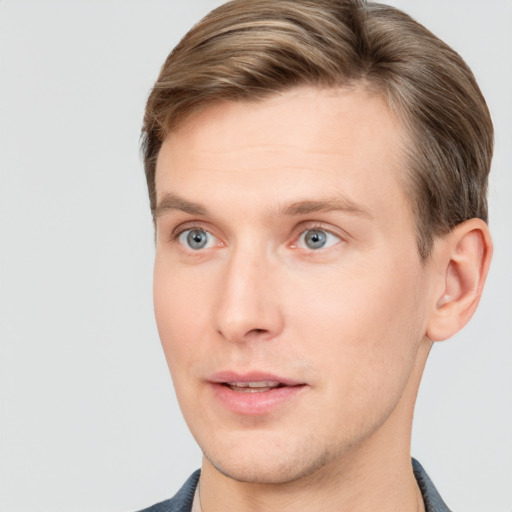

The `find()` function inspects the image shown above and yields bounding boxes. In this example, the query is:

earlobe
[426,218,493,342]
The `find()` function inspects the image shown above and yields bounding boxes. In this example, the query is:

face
[153,87,436,484]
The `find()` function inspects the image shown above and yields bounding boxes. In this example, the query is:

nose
[214,245,284,343]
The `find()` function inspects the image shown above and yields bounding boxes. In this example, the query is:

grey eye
[297,229,340,250]
[304,230,327,249]
[179,229,214,250]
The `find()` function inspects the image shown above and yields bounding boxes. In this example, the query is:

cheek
[153,258,213,373]
[285,256,426,388]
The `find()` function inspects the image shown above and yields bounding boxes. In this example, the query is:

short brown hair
[141,0,493,259]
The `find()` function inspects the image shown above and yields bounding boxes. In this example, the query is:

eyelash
[293,225,342,250]
[170,223,344,252]
[171,223,212,241]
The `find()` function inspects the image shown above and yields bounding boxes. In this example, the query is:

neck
[199,340,431,512]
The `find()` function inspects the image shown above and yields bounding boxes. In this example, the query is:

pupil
[187,230,207,249]
[305,230,326,249]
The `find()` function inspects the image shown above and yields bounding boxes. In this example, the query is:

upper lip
[208,371,305,387]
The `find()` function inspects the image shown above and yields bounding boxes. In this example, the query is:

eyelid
[290,222,346,248]
[170,222,224,252]
[178,228,217,250]
[165,220,346,251]
[296,230,340,250]
[171,221,214,239]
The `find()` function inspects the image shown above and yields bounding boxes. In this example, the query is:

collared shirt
[190,484,201,512]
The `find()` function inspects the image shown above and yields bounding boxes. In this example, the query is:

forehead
[155,86,411,227]
[160,86,404,159]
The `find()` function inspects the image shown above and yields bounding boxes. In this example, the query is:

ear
[426,218,493,342]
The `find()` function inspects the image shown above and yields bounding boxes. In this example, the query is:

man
[138,1,493,511]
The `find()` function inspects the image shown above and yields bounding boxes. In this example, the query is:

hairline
[149,81,435,261]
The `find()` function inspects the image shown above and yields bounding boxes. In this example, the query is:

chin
[201,435,341,485]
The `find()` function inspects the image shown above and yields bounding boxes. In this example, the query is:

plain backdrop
[0,1,510,511]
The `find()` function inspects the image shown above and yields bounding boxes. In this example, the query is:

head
[142,0,493,487]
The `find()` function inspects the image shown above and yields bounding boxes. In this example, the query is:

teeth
[227,381,280,388]
[226,381,281,393]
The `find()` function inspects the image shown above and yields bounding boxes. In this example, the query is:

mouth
[208,372,306,415]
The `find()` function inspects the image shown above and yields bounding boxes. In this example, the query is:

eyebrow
[278,197,372,218]
[155,194,208,218]
[154,193,372,220]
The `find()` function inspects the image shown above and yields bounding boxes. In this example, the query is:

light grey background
[0,1,510,511]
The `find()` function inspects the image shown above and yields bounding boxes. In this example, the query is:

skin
[152,87,492,512]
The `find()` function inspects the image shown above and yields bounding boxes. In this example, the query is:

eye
[296,229,340,250]
[178,229,217,250]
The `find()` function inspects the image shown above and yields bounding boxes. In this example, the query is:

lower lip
[210,383,306,415]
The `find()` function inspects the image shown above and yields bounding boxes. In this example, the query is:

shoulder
[412,459,452,512]
[135,470,201,512]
